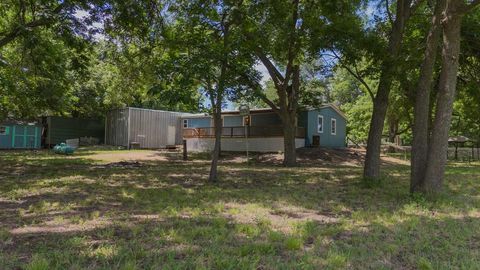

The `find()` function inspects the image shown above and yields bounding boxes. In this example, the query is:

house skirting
[185,137,305,152]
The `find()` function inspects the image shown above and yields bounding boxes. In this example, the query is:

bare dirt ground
[218,147,409,166]
[86,147,409,167]
[87,149,181,163]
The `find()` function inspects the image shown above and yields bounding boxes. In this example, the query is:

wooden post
[454,143,458,160]
[183,140,187,161]
[477,142,479,161]
[472,144,474,162]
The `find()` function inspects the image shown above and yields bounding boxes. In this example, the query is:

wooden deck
[183,126,305,138]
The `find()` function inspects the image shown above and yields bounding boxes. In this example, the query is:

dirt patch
[96,161,144,169]
[224,202,339,233]
[88,150,182,163]
[9,218,112,235]
[254,147,408,166]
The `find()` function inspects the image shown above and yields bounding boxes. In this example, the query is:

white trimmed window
[0,126,6,135]
[317,115,324,133]
[331,118,337,135]
[183,119,188,128]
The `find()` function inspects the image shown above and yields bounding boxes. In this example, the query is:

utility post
[239,104,250,164]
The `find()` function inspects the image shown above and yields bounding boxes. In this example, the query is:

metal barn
[105,107,191,149]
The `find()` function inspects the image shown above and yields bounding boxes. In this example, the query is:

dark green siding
[223,115,243,127]
[251,113,282,126]
[45,117,104,146]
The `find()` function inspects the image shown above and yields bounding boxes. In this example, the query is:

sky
[74,2,384,111]
[74,9,271,111]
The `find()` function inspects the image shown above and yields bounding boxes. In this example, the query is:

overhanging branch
[0,2,66,48]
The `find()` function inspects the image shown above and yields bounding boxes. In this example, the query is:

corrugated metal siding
[106,108,191,148]
[129,108,175,148]
[106,109,129,147]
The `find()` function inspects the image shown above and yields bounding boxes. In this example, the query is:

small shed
[105,107,192,149]
[299,104,348,148]
[0,121,42,149]
[448,135,475,160]
[42,116,105,147]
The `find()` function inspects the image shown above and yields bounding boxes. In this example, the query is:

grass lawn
[0,148,479,269]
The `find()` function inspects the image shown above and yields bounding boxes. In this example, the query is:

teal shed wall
[304,107,346,148]
[45,116,104,146]
[0,123,42,149]
[185,117,211,128]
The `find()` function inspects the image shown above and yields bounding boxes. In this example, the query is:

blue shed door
[12,125,40,149]
[25,126,38,148]
[13,126,25,148]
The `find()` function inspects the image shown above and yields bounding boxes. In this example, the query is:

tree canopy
[1,0,480,193]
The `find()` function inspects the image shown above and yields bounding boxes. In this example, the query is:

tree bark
[209,103,223,183]
[281,110,297,166]
[363,0,413,180]
[410,0,444,193]
[282,64,300,167]
[251,0,300,167]
[423,0,463,194]
[208,15,229,183]
[388,119,398,144]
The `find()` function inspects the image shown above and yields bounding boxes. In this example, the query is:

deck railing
[183,126,305,138]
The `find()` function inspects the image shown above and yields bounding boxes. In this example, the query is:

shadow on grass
[3,209,479,269]
[0,150,479,269]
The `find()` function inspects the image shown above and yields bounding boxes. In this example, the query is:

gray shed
[105,107,192,148]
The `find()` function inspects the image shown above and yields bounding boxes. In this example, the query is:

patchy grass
[0,148,479,269]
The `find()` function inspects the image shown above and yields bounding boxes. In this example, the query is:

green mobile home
[181,104,347,152]
[0,121,42,149]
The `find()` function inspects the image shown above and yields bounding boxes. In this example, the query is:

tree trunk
[208,17,229,183]
[423,0,463,194]
[282,112,297,167]
[364,87,391,178]
[363,0,412,180]
[209,105,222,183]
[250,1,300,167]
[410,0,444,193]
[388,119,398,143]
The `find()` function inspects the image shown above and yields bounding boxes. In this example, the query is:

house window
[183,119,188,128]
[317,115,323,133]
[331,118,337,135]
[0,126,6,135]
